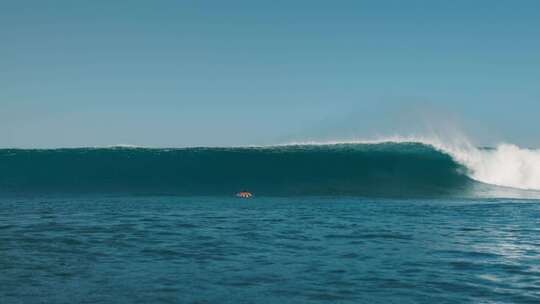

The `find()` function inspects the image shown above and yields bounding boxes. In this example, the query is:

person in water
[236,191,252,198]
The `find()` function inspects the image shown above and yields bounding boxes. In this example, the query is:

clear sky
[1,1,539,148]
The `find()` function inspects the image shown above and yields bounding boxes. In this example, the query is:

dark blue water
[1,196,539,303]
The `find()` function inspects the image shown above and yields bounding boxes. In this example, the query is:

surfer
[236,191,252,198]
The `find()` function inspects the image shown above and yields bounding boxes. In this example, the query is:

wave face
[1,142,539,198]
[0,143,476,197]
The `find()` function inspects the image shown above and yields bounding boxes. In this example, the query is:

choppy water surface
[1,197,539,303]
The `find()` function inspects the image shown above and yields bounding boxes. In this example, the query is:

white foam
[448,144,540,191]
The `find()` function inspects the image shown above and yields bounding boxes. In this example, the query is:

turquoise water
[1,196,539,303]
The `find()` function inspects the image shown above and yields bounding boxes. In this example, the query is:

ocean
[1,142,540,303]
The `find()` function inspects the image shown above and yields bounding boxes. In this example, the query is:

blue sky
[1,1,539,148]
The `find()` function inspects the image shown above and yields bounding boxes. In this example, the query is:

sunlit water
[1,197,539,303]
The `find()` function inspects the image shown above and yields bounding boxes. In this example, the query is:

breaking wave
[1,139,539,198]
